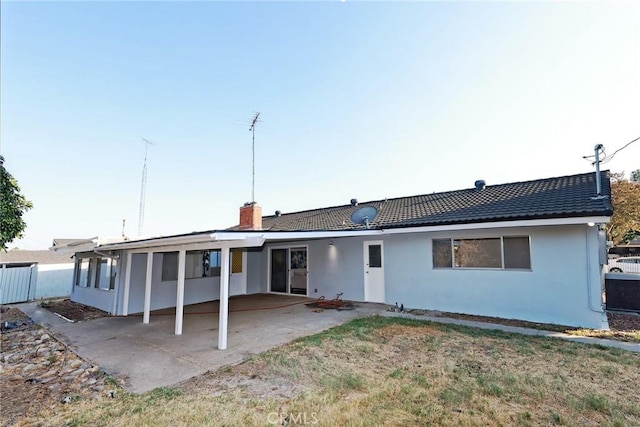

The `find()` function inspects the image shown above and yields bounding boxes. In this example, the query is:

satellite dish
[350,206,378,229]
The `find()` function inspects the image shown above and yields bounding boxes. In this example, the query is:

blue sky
[1,1,638,249]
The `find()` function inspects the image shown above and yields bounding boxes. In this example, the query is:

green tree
[607,172,640,245]
[0,156,34,251]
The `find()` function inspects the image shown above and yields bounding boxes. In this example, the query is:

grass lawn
[26,316,640,427]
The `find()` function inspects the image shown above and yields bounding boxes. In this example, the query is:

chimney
[239,202,262,230]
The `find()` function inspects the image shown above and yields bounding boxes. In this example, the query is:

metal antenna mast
[138,138,154,236]
[249,112,260,203]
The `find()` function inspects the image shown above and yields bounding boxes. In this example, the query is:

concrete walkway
[383,311,640,353]
[15,297,639,394]
[16,295,386,393]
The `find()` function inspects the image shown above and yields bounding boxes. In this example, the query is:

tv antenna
[249,112,260,203]
[350,206,378,229]
[138,138,154,236]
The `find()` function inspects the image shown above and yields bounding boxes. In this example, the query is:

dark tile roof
[0,250,74,265]
[258,171,613,231]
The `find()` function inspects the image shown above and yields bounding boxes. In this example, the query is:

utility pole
[249,112,260,203]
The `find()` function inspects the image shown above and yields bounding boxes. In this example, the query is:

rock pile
[0,309,117,424]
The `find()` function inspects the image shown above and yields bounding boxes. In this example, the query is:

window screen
[503,237,531,269]
[433,239,453,268]
[231,249,243,274]
[454,238,502,268]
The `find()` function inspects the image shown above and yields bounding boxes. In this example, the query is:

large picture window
[433,236,531,270]
[162,250,222,281]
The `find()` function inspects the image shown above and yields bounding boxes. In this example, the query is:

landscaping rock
[1,306,113,425]
[36,347,51,357]
[22,364,37,374]
[69,360,83,369]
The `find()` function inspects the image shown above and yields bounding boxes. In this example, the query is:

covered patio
[21,294,386,393]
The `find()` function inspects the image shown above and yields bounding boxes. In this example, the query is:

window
[162,250,222,281]
[209,250,221,277]
[368,244,382,268]
[290,248,307,269]
[433,236,531,270]
[503,237,531,269]
[74,256,117,289]
[454,238,502,268]
[162,253,178,281]
[87,258,96,288]
[231,249,243,274]
[109,259,118,290]
[96,258,118,290]
[75,258,90,287]
[96,259,109,289]
[433,239,453,268]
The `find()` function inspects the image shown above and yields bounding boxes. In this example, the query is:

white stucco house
[51,171,613,349]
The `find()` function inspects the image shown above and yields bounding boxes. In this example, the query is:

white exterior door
[364,241,385,303]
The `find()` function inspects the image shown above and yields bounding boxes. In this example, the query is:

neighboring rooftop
[258,171,613,231]
[0,250,74,265]
[52,238,95,247]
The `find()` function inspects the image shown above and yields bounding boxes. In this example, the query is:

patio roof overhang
[94,229,383,253]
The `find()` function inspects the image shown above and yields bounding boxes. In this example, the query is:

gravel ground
[0,307,117,426]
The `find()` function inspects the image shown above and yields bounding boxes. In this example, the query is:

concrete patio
[18,294,386,393]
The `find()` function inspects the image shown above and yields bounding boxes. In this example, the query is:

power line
[601,136,639,164]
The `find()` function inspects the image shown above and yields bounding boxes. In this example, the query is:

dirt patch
[607,311,640,331]
[406,308,640,342]
[181,366,306,402]
[40,298,109,322]
[0,308,117,426]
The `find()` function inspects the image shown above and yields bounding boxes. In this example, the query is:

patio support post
[218,246,230,350]
[143,251,153,324]
[175,249,186,335]
[122,251,132,316]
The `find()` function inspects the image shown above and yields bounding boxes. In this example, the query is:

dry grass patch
[19,316,640,426]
